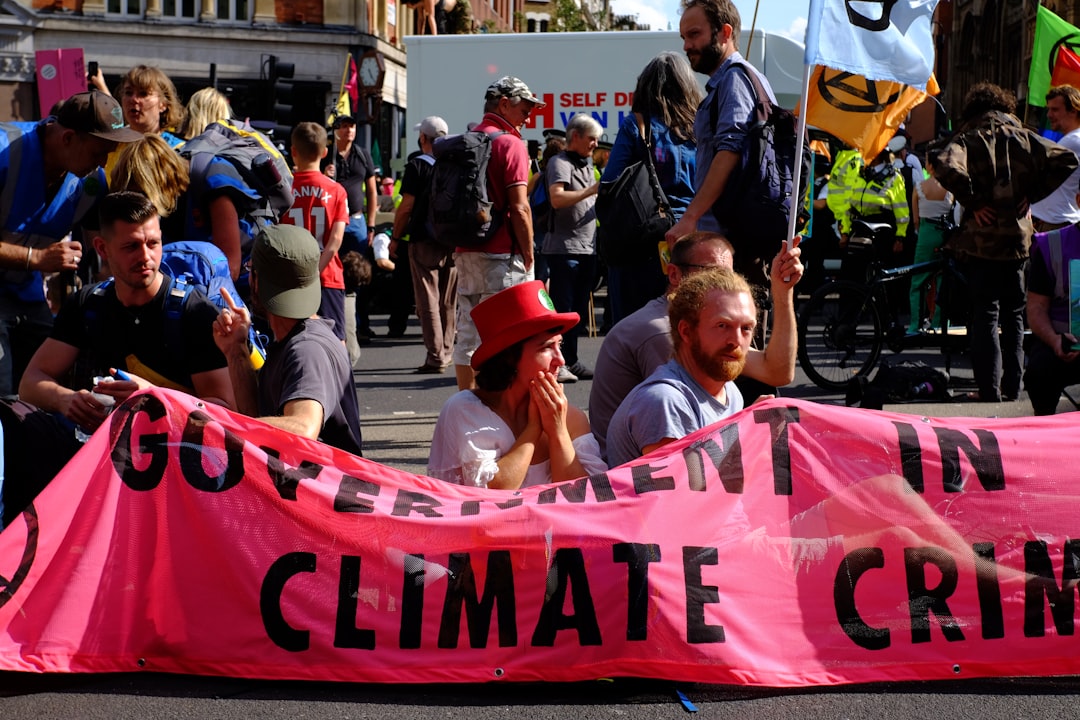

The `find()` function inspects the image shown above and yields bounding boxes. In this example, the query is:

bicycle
[797,219,969,391]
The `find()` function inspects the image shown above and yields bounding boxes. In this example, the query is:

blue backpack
[86,241,266,381]
[159,241,267,368]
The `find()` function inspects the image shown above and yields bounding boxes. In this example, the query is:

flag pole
[787,61,813,250]
[336,54,350,120]
[329,53,352,176]
[746,0,761,58]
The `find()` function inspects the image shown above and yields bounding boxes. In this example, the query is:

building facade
[0,0,521,174]
[947,0,1080,120]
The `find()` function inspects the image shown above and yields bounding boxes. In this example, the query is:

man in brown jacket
[936,82,1078,402]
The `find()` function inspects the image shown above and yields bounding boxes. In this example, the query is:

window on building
[110,0,203,18]
[217,0,251,21]
[160,0,199,17]
[107,0,143,15]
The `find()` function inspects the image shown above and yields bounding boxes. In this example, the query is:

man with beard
[664,0,778,278]
[605,267,756,468]
[588,232,801,463]
[214,224,363,455]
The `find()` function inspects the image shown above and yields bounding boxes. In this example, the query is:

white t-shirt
[429,390,607,488]
[1031,127,1080,224]
[372,232,392,261]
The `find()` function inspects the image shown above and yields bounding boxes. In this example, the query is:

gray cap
[252,225,322,320]
[484,76,546,108]
[414,115,449,138]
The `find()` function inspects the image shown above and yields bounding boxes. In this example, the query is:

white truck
[403,30,805,145]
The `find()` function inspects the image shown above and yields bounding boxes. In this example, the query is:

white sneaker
[556,365,578,383]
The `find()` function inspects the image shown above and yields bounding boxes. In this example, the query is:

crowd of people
[0,0,1077,517]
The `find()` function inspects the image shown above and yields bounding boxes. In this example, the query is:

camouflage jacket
[936,110,1078,261]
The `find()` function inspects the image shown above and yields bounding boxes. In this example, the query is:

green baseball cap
[252,225,322,320]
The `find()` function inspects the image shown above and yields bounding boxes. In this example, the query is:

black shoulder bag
[595,115,676,267]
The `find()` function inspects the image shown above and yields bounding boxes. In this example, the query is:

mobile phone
[87,61,98,81]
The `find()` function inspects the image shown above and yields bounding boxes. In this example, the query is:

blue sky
[610,0,809,39]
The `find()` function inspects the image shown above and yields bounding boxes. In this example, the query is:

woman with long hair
[601,51,702,323]
[179,87,231,141]
[110,135,191,244]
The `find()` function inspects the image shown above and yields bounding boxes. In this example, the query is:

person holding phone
[7,192,234,522]
[20,191,235,421]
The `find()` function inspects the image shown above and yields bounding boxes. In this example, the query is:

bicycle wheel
[798,281,884,391]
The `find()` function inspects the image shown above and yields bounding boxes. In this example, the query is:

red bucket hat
[470,280,579,370]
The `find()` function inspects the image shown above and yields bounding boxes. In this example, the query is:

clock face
[360,56,380,86]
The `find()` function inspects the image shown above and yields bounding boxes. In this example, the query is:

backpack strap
[636,113,674,221]
[161,272,195,358]
[482,130,518,256]
[709,59,772,134]
[82,279,113,341]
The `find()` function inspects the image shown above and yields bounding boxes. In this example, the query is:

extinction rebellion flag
[804,0,939,90]
[1030,5,1080,107]
[801,68,940,162]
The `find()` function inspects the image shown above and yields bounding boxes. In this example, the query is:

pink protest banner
[0,388,1077,686]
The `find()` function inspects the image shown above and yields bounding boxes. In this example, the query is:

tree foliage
[551,0,589,32]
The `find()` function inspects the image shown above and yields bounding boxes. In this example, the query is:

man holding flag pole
[323,54,379,342]
[666,0,780,279]
[322,54,377,272]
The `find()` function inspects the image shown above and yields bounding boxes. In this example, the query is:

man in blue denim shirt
[665,0,776,270]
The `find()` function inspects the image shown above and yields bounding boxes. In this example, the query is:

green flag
[1030,5,1080,107]
[371,138,383,171]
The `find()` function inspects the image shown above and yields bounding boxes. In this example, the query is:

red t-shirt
[283,170,350,290]
[468,112,530,254]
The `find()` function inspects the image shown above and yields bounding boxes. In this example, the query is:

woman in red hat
[428,281,606,488]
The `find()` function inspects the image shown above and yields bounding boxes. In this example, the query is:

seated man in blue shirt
[606,267,757,468]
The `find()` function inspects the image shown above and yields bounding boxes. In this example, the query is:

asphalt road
[2,310,1077,717]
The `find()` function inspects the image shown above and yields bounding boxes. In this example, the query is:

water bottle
[911,381,935,399]
[74,376,116,443]
[252,153,283,188]
[252,152,289,205]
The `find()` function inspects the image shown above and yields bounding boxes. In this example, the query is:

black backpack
[847,359,950,409]
[428,130,506,249]
[710,61,811,265]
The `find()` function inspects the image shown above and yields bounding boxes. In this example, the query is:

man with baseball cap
[214,224,363,455]
[391,115,457,374]
[452,76,547,391]
[0,90,143,397]
[323,115,380,331]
